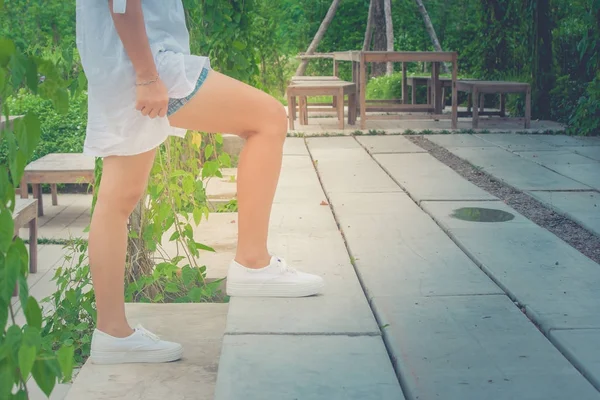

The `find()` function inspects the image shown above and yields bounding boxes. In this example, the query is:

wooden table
[13,198,38,274]
[456,81,531,128]
[287,80,357,130]
[20,153,95,217]
[333,51,458,129]
[406,76,454,107]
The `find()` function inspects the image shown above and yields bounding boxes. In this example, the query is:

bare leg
[169,70,287,269]
[89,150,156,337]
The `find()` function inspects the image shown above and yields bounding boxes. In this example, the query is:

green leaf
[57,346,74,382]
[232,40,247,50]
[9,149,26,188]
[0,166,10,207]
[218,152,231,167]
[22,325,42,348]
[18,344,36,379]
[17,275,29,311]
[25,297,42,329]
[22,112,41,159]
[215,134,223,145]
[0,38,15,67]
[204,144,214,159]
[25,58,38,93]
[13,390,28,400]
[31,359,56,397]
[0,296,8,331]
[169,231,180,241]
[182,175,195,195]
[165,282,179,293]
[193,208,202,226]
[0,68,5,91]
[0,361,12,399]
[0,208,14,254]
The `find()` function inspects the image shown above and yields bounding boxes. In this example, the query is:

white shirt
[76,0,210,157]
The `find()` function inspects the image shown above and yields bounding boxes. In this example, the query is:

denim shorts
[167,67,210,116]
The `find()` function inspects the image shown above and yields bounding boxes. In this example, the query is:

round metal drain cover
[451,207,515,223]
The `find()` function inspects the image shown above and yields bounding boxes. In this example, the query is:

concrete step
[65,303,228,400]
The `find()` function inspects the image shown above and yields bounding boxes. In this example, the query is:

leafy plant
[41,239,96,367]
[0,36,75,398]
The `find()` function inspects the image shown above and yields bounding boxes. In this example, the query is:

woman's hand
[135,77,169,118]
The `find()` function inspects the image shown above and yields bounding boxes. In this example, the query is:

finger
[148,108,159,119]
[140,106,150,116]
[158,107,167,118]
[135,102,144,111]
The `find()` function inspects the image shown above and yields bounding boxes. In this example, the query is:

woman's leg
[169,70,323,297]
[89,150,156,337]
[169,70,285,269]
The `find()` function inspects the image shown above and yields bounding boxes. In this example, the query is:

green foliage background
[0,0,598,168]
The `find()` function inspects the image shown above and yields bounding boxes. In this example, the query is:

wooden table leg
[51,184,58,206]
[20,178,28,199]
[299,96,308,125]
[348,92,357,125]
[412,82,417,105]
[472,87,480,129]
[479,93,485,113]
[451,55,458,129]
[433,62,442,114]
[500,94,506,117]
[360,56,367,130]
[402,62,408,105]
[337,89,344,129]
[525,87,531,129]
[355,61,361,116]
[32,184,43,217]
[29,216,37,274]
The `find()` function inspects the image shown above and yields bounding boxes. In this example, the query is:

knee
[257,97,288,142]
[97,184,145,220]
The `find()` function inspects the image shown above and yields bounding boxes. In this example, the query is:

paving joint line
[224,332,381,337]
[303,137,410,400]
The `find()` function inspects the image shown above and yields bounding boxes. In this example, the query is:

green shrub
[1,91,87,166]
[568,73,600,136]
[366,72,404,100]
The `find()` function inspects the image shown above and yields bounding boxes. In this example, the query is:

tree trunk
[384,0,394,75]
[295,0,342,76]
[531,0,553,120]
[414,0,450,73]
[371,0,387,76]
[363,0,375,51]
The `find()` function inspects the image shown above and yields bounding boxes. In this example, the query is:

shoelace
[276,257,298,275]
[137,326,160,342]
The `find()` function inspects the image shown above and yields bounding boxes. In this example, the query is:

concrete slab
[373,295,600,400]
[427,133,493,148]
[327,192,501,297]
[518,150,599,166]
[422,200,600,332]
[527,191,600,236]
[536,135,596,147]
[214,335,404,400]
[550,163,600,190]
[569,146,600,161]
[66,304,228,400]
[477,133,557,151]
[449,147,590,190]
[283,137,309,155]
[375,153,497,203]
[274,155,329,204]
[551,329,600,391]
[222,133,244,158]
[226,231,379,335]
[356,135,426,153]
[307,137,402,194]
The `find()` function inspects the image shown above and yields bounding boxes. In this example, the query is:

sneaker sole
[226,281,324,297]
[90,346,183,365]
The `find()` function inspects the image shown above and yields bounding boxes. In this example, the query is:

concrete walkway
[19,134,600,399]
[428,133,600,237]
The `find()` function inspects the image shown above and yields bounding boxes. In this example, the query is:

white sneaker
[90,325,183,365]
[226,256,324,297]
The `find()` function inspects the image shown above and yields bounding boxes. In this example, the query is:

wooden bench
[287,80,357,130]
[406,76,456,108]
[20,153,95,217]
[290,76,341,110]
[456,81,531,128]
